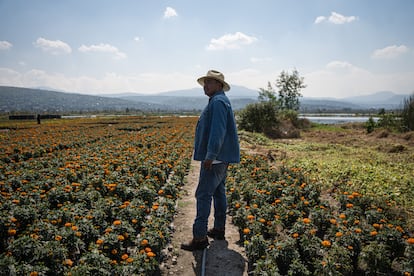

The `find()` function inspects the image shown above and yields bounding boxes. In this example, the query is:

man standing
[181,70,240,251]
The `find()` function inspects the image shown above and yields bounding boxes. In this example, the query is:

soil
[160,160,248,276]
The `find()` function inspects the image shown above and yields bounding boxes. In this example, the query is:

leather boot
[180,237,209,251]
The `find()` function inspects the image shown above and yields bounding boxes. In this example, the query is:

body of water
[301,115,378,124]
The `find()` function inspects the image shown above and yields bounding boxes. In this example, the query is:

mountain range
[0,85,409,114]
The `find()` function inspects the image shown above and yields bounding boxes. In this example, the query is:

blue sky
[1,0,413,98]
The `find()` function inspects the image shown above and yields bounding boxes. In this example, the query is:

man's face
[203,78,223,97]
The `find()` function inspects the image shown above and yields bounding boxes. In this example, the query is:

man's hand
[203,159,213,170]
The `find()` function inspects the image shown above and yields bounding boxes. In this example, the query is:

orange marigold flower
[145,247,152,253]
[147,251,156,258]
[117,235,125,241]
[113,220,121,226]
[243,228,250,235]
[373,223,381,229]
[370,231,378,236]
[55,235,63,241]
[335,232,343,238]
[235,203,241,209]
[329,219,337,225]
[321,240,331,247]
[303,218,311,224]
[8,229,17,236]
[126,257,134,263]
[247,215,255,220]
[292,233,299,238]
[259,218,266,224]
[64,259,73,266]
[339,213,346,219]
[121,254,129,260]
[111,249,118,255]
[407,237,414,245]
[64,222,72,227]
[346,203,354,208]
[141,239,149,246]
[96,239,104,245]
[354,228,362,234]
[71,225,78,231]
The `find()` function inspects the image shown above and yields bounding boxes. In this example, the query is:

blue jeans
[193,162,228,239]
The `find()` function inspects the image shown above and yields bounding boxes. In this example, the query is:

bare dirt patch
[160,161,248,276]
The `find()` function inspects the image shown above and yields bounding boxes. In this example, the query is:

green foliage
[239,69,306,137]
[227,153,414,275]
[238,101,279,133]
[276,69,306,111]
[365,116,376,133]
[401,92,414,132]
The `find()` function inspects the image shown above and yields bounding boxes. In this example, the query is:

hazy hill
[0,85,409,114]
[0,86,167,113]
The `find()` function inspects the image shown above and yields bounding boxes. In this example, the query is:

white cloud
[206,32,258,51]
[371,45,409,59]
[250,57,272,63]
[33,37,72,55]
[314,16,326,24]
[315,12,357,24]
[304,62,414,98]
[164,7,178,19]
[0,41,13,50]
[78,43,127,60]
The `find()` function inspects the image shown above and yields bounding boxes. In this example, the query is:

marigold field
[1,116,413,275]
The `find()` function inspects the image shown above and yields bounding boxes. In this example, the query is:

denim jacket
[193,91,240,163]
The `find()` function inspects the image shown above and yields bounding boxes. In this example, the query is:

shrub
[238,101,279,133]
[400,93,414,132]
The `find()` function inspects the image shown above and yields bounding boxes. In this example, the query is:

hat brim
[197,76,230,92]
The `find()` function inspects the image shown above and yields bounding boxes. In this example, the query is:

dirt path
[160,160,248,276]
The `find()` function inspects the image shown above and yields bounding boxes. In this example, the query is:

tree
[276,69,306,111]
[258,69,306,111]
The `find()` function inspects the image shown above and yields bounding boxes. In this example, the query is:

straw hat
[197,70,230,92]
